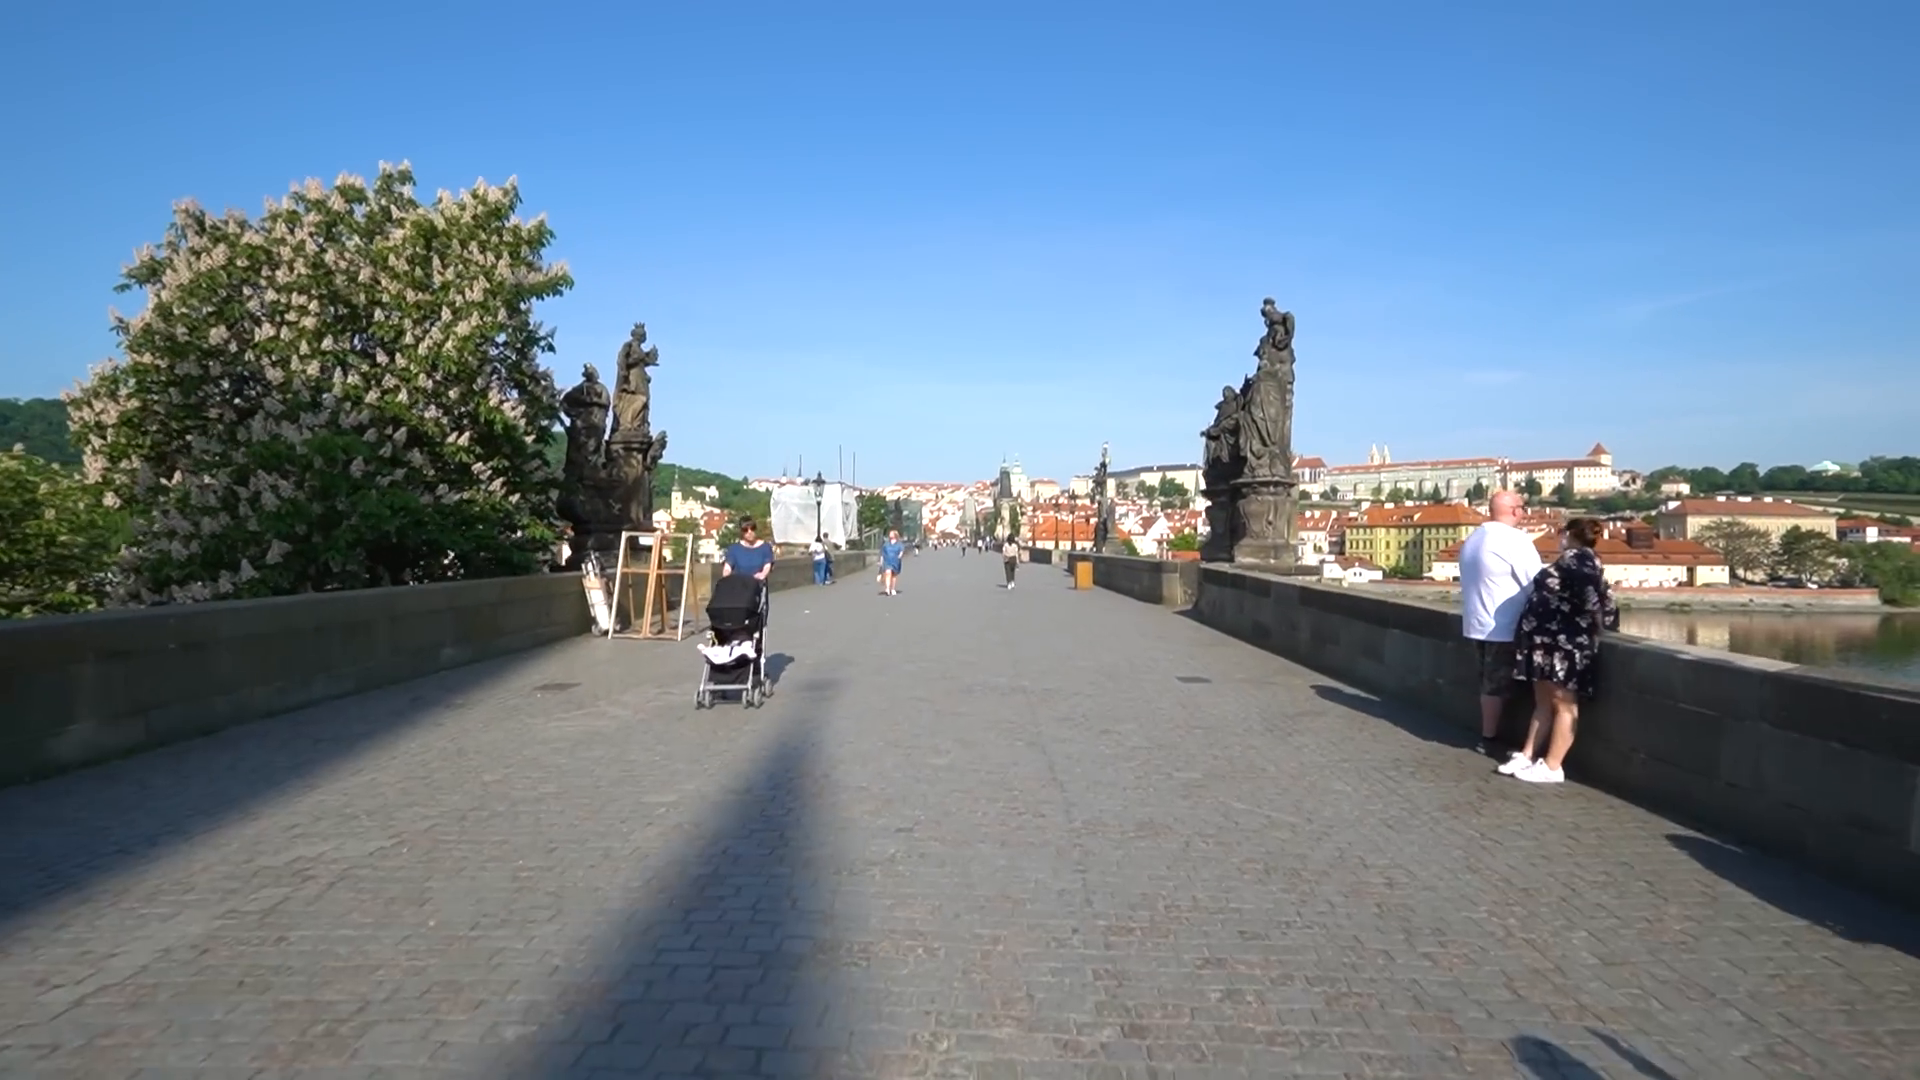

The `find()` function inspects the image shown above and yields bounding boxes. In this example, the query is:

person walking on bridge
[1002,534,1021,590]
[879,529,906,596]
[1459,490,1542,760]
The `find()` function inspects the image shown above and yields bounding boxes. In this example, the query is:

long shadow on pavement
[0,650,546,939]
[1309,682,1477,750]
[1586,1028,1680,1079]
[518,676,850,1078]
[1510,1035,1606,1079]
[1667,833,1920,961]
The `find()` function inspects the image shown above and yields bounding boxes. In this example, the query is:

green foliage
[652,464,768,522]
[1661,456,1920,496]
[1842,542,1920,606]
[857,493,888,534]
[1385,485,1415,502]
[0,450,127,617]
[1726,462,1763,494]
[1520,477,1544,499]
[1323,484,1341,501]
[1154,476,1190,509]
[65,164,571,603]
[1577,490,1665,515]
[1694,519,1778,582]
[1166,529,1201,552]
[1120,536,1140,556]
[1385,558,1424,580]
[0,398,79,466]
[1773,526,1840,582]
[1465,480,1489,503]
[1549,482,1572,506]
[663,515,699,564]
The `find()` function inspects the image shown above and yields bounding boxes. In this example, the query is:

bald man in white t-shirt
[1459,491,1544,757]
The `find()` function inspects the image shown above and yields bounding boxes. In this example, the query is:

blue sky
[3,2,1915,486]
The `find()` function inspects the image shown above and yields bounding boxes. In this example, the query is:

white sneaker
[1496,752,1533,776]
[1515,761,1565,784]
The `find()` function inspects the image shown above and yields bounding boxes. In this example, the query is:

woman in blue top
[722,517,774,588]
[879,528,906,597]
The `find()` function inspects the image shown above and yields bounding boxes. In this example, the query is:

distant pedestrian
[1505,517,1619,784]
[880,529,906,596]
[1002,534,1021,589]
[1458,490,1544,760]
[809,534,829,586]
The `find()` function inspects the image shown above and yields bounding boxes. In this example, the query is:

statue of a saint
[1240,299,1297,479]
[559,364,611,480]
[1201,383,1244,489]
[1091,441,1110,501]
[610,323,659,444]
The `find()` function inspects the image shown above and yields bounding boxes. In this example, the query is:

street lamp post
[1066,491,1078,552]
[809,471,826,544]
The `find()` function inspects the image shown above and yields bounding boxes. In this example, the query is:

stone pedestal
[561,435,662,571]
[1230,475,1298,571]
[1200,486,1237,562]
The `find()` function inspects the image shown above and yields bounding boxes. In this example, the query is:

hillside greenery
[0,398,80,466]
[1646,457,1920,496]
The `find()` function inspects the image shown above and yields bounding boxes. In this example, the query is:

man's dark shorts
[1476,640,1518,696]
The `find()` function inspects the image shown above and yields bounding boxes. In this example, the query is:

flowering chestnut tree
[66,163,573,604]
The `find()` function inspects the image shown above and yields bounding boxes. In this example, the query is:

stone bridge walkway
[3,553,1917,1079]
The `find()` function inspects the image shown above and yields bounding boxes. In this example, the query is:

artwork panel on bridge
[1201,298,1301,570]
[559,322,669,569]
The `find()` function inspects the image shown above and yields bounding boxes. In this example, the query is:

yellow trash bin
[1072,559,1094,590]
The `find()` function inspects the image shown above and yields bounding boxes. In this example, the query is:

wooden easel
[608,530,701,640]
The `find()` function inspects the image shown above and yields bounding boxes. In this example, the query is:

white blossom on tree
[66,163,573,603]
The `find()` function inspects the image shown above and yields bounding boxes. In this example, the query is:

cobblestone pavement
[3,552,1918,1078]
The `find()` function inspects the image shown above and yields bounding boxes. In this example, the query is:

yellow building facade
[1342,505,1489,575]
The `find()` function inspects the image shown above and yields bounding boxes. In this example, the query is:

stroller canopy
[708,573,764,630]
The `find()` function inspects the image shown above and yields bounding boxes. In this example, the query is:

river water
[1618,610,1920,687]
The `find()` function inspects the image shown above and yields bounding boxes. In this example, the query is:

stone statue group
[1199,299,1301,567]
[557,324,669,568]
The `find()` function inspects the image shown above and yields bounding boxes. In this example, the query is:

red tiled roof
[1351,504,1489,528]
[1661,499,1833,518]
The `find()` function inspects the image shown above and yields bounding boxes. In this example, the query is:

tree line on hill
[1647,457,1920,496]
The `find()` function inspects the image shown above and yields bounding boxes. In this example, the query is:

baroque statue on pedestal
[557,323,670,568]
[1240,299,1296,481]
[1198,299,1303,569]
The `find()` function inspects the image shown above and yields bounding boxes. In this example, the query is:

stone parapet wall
[1,574,590,787]
[1180,565,1920,910]
[1071,552,1199,607]
[1,554,865,788]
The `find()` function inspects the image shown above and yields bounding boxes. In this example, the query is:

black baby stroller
[696,573,769,708]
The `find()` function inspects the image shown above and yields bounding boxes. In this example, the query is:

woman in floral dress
[1501,517,1618,784]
